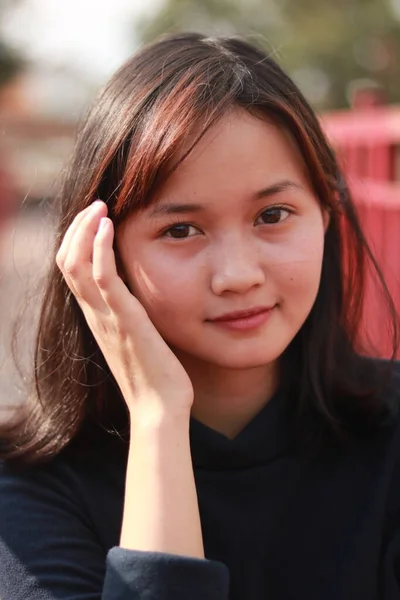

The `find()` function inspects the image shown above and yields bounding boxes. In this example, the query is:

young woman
[0,32,399,600]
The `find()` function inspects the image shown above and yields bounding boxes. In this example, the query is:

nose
[210,236,266,296]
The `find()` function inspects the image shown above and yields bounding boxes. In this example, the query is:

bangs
[112,59,244,222]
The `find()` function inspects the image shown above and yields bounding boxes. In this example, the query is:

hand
[56,201,194,427]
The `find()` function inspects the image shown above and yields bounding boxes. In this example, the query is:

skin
[117,109,328,438]
[57,192,203,558]
[57,107,329,558]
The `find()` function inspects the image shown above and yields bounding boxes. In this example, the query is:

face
[117,109,328,371]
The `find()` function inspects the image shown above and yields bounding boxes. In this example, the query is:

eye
[256,206,292,225]
[161,221,200,239]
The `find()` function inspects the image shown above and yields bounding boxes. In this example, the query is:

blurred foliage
[137,0,400,110]
[0,40,23,86]
[0,0,24,87]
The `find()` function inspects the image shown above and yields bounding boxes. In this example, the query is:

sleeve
[0,465,230,600]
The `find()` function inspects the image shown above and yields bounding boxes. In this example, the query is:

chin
[203,348,283,370]
[170,334,292,370]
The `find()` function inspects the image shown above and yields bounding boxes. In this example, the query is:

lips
[209,306,274,322]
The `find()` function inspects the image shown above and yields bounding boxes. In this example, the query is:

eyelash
[159,205,294,240]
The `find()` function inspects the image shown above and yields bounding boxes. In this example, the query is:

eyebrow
[148,179,304,218]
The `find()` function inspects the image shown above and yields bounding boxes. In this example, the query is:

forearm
[120,411,204,559]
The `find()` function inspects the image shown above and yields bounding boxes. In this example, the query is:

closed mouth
[209,306,275,322]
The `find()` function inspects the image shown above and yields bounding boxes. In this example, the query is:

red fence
[321,107,400,357]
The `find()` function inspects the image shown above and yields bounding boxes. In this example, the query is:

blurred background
[0,0,400,408]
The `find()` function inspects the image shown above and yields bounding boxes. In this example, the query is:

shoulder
[0,432,128,530]
[0,439,127,598]
[378,359,400,439]
[322,360,400,478]
[366,359,400,451]
[364,361,400,516]
[0,433,128,570]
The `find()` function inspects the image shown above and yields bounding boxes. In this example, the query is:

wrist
[129,405,191,439]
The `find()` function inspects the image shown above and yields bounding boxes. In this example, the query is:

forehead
[155,109,311,201]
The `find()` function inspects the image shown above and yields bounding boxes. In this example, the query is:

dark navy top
[2,370,400,599]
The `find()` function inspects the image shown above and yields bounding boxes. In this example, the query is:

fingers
[67,201,107,267]
[57,201,109,311]
[56,201,102,266]
[93,217,139,317]
[57,200,141,324]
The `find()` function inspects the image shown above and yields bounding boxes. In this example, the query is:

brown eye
[162,223,199,239]
[258,207,291,225]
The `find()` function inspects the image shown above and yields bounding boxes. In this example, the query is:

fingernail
[92,199,103,207]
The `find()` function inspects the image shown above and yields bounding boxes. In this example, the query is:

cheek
[125,256,200,321]
[271,229,325,309]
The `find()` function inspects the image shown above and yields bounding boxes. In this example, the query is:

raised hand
[56,200,194,427]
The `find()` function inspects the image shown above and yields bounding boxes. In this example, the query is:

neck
[173,351,279,439]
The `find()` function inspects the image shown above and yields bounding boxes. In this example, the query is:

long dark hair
[1,32,398,466]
